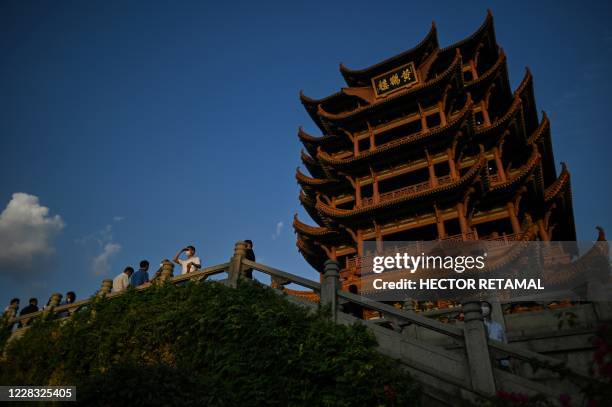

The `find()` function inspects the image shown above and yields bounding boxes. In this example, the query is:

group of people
[111,244,204,293]
[3,241,257,322]
[111,241,255,293]
[3,291,77,323]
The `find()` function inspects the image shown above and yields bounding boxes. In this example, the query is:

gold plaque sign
[371,62,419,98]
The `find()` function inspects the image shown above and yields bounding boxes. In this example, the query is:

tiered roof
[294,10,577,272]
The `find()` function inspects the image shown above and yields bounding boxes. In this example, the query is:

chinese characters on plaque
[371,62,419,98]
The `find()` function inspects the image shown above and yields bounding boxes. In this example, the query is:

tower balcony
[361,175,454,208]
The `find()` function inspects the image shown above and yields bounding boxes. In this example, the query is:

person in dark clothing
[65,291,76,305]
[19,298,38,316]
[57,292,77,318]
[244,240,255,279]
[18,298,38,328]
[130,260,150,287]
[341,285,364,319]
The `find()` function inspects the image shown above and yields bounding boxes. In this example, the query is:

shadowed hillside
[0,281,419,406]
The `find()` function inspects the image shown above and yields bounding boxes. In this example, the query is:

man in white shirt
[112,267,134,293]
[173,245,201,275]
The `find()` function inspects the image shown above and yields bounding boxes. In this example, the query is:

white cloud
[0,193,65,277]
[91,243,122,276]
[77,218,124,276]
[76,220,124,275]
[271,221,284,240]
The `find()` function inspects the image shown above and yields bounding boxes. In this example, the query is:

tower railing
[361,175,454,207]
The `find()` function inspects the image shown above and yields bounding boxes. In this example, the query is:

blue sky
[1,0,611,305]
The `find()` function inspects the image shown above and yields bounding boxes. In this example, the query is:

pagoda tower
[293,11,576,286]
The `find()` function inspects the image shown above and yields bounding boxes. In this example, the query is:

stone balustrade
[2,241,598,404]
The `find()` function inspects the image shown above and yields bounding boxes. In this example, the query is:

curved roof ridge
[465,48,506,88]
[296,167,337,186]
[298,126,335,144]
[527,112,550,144]
[339,21,439,78]
[301,149,319,165]
[318,50,463,121]
[544,162,571,202]
[293,214,337,237]
[513,67,533,98]
[490,144,541,192]
[299,89,345,107]
[284,288,319,302]
[439,10,494,53]
[475,92,522,136]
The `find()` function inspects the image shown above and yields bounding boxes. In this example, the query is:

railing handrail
[487,340,592,381]
[7,262,231,326]
[361,175,454,207]
[337,290,465,339]
[241,258,593,384]
[242,260,322,292]
[242,259,464,339]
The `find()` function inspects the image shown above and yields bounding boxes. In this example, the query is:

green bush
[0,281,419,406]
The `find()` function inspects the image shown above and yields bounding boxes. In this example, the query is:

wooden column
[370,167,380,204]
[438,102,447,126]
[435,205,447,239]
[418,103,428,133]
[356,230,364,257]
[537,219,550,241]
[481,100,491,126]
[367,122,376,151]
[447,148,458,180]
[347,176,362,208]
[507,202,521,234]
[457,202,469,236]
[493,147,507,182]
[426,150,438,187]
[469,59,478,80]
[375,222,383,252]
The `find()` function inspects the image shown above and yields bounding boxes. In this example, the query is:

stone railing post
[228,241,247,288]
[97,279,113,298]
[43,293,62,316]
[462,301,496,395]
[321,259,340,321]
[159,260,174,283]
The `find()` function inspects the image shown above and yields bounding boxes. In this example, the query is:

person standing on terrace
[173,245,201,275]
[113,267,134,293]
[3,298,19,319]
[130,260,150,287]
[19,298,38,316]
[244,240,255,279]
